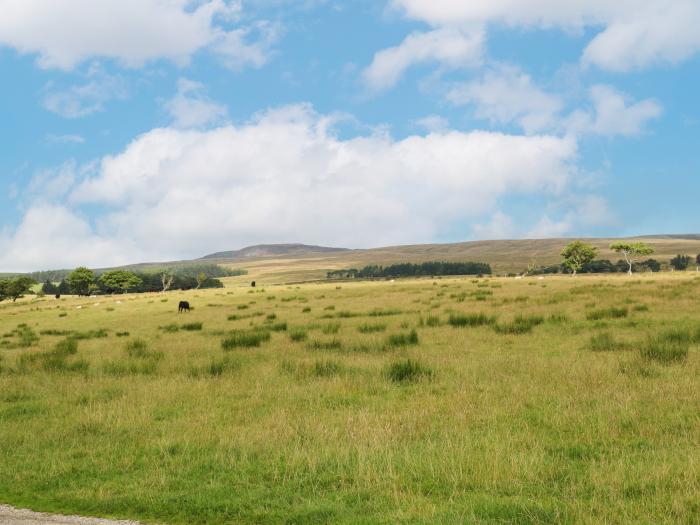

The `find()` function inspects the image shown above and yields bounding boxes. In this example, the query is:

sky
[1,0,699,272]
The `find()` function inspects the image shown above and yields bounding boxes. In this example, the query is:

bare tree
[161,272,174,292]
[195,271,207,290]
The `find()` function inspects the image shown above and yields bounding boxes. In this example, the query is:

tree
[66,267,95,296]
[57,280,70,295]
[0,276,36,302]
[99,270,142,294]
[195,271,207,289]
[41,280,58,295]
[670,254,691,271]
[609,242,655,276]
[561,241,597,276]
[161,272,174,292]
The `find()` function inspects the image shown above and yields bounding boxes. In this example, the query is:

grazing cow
[55,294,61,299]
[251,281,256,288]
[178,301,191,313]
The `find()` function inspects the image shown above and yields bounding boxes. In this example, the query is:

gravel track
[0,505,144,525]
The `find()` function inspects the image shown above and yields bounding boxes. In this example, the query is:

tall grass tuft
[494,315,544,335]
[448,313,496,327]
[357,323,387,334]
[386,329,419,347]
[387,359,432,383]
[221,329,271,350]
[586,307,628,321]
[640,337,689,364]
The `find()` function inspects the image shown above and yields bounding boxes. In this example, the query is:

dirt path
[0,505,143,525]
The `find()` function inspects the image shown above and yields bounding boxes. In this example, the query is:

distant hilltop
[200,243,349,261]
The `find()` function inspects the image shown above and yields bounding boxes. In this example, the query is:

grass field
[1,272,700,524]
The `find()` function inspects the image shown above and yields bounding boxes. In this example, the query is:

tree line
[328,261,492,279]
[554,241,700,276]
[1,264,245,302]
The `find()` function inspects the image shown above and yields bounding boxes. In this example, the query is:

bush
[387,359,432,383]
[221,329,271,350]
[586,307,628,321]
[448,313,496,327]
[494,315,544,335]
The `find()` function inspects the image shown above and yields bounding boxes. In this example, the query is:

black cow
[55,294,61,299]
[251,281,256,288]
[178,301,191,312]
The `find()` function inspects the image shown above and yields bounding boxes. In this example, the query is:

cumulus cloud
[362,28,483,91]
[448,67,661,138]
[0,0,276,70]
[0,104,585,271]
[566,85,662,137]
[390,0,700,72]
[447,65,563,134]
[164,78,228,129]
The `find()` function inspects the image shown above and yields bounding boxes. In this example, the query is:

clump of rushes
[322,323,341,334]
[448,313,496,327]
[357,323,387,334]
[386,329,419,347]
[289,328,308,342]
[181,322,203,331]
[386,359,432,383]
[494,315,544,335]
[640,337,688,364]
[586,307,628,321]
[221,329,271,350]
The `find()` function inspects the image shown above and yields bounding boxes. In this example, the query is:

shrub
[494,315,544,335]
[221,329,271,350]
[586,307,628,321]
[448,313,496,327]
[357,323,387,334]
[387,359,432,383]
[386,329,419,347]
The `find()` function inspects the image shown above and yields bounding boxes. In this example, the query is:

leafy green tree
[41,280,58,295]
[0,276,36,302]
[66,267,95,296]
[670,254,691,271]
[57,280,70,295]
[99,270,143,294]
[561,241,597,276]
[610,242,655,275]
[195,271,207,289]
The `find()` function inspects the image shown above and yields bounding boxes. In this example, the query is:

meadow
[1,273,699,524]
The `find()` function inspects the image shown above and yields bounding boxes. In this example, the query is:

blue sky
[1,0,699,271]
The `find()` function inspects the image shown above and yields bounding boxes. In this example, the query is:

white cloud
[42,65,127,118]
[566,85,662,137]
[472,212,514,240]
[0,0,276,70]
[390,0,700,72]
[164,78,228,129]
[0,104,585,271]
[414,115,450,133]
[362,28,483,91]
[447,65,563,134]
